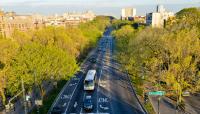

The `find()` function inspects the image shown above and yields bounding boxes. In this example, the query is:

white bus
[84,70,96,91]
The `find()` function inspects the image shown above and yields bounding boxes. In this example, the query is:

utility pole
[21,78,27,114]
[158,96,160,114]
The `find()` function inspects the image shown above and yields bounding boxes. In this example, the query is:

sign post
[148,91,165,114]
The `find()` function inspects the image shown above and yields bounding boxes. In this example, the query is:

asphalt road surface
[49,27,146,114]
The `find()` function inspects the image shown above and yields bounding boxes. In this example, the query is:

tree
[113,12,200,105]
[0,38,19,105]
[6,43,79,98]
[12,29,32,46]
[163,27,200,103]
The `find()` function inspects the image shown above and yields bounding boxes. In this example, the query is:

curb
[126,73,148,114]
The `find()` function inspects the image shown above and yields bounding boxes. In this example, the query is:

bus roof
[85,70,96,81]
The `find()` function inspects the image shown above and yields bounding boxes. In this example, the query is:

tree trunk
[0,90,5,105]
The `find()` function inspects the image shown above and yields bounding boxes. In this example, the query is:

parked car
[182,91,190,97]
[83,95,93,111]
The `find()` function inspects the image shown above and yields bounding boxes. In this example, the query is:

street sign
[148,91,165,96]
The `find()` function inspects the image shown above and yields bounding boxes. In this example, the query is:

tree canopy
[0,16,110,104]
[113,7,200,105]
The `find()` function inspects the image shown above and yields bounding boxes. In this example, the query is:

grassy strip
[129,76,156,114]
[144,102,156,114]
[30,80,67,114]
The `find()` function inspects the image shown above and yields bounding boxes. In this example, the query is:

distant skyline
[1,0,200,6]
[0,0,199,18]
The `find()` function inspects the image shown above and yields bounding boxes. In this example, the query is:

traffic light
[144,93,148,104]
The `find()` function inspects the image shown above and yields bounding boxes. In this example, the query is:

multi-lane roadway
[49,27,147,114]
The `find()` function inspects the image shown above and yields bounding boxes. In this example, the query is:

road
[49,27,146,114]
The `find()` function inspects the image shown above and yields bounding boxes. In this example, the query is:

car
[51,106,62,114]
[182,91,190,97]
[89,57,96,63]
[83,95,93,111]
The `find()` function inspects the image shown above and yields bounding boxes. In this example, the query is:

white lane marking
[49,79,71,113]
[62,103,67,107]
[64,78,81,113]
[61,94,71,99]
[98,98,109,103]
[73,102,78,108]
[69,83,77,86]
[80,92,86,113]
[99,105,109,110]
[97,68,103,113]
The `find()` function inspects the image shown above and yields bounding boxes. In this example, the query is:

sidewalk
[1,81,53,114]
[149,96,197,114]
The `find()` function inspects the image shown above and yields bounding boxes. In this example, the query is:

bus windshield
[84,80,94,86]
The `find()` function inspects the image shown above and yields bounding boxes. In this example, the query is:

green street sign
[148,91,165,96]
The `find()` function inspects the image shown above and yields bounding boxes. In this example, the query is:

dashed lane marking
[97,68,103,113]
[61,94,71,99]
[64,78,81,113]
[73,102,78,108]
[69,83,77,86]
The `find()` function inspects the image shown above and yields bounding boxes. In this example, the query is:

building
[121,8,136,20]
[146,5,174,28]
[157,5,165,13]
[63,11,96,26]
[0,9,96,37]
[0,9,46,37]
[0,10,35,37]
[44,11,96,27]
[146,13,162,28]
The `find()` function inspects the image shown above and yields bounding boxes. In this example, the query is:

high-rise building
[146,5,174,28]
[157,5,165,13]
[146,13,162,28]
[121,8,136,20]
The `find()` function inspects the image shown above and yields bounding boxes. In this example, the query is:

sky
[0,0,200,18]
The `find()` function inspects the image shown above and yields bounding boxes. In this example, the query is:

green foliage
[31,80,67,114]
[168,7,200,33]
[144,102,156,114]
[0,38,19,104]
[113,7,200,105]
[0,16,110,101]
[6,43,78,95]
[112,19,134,29]
[12,29,32,46]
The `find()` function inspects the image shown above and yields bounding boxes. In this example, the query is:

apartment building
[121,8,136,20]
[146,5,174,28]
[0,10,40,37]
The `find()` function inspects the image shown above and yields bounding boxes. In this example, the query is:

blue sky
[0,0,199,17]
[1,0,200,6]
